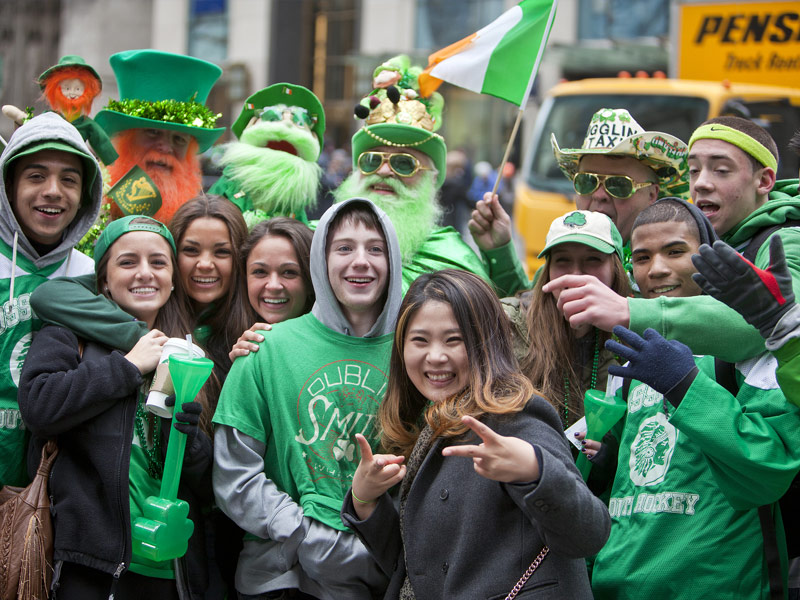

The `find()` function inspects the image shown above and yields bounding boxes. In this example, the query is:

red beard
[108,130,202,224]
[41,66,100,122]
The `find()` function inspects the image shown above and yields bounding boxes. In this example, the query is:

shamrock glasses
[573,172,655,199]
[357,151,430,178]
[255,104,316,128]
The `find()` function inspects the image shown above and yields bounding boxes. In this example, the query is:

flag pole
[490,0,558,198]
[491,106,524,197]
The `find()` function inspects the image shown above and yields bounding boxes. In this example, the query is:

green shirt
[213,313,392,532]
[0,244,93,487]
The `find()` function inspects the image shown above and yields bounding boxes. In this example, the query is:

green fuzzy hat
[232,83,325,144]
[94,49,225,153]
[38,55,101,89]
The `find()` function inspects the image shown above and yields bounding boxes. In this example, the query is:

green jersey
[592,352,800,599]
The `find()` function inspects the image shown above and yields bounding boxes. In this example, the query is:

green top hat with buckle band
[94,49,225,153]
[231,83,326,144]
[351,55,447,188]
[38,55,102,89]
[551,108,690,199]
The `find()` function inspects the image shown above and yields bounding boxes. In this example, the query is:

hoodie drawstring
[8,230,18,306]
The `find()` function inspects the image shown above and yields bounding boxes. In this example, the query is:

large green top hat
[351,55,447,188]
[232,83,326,145]
[38,55,101,89]
[95,49,225,153]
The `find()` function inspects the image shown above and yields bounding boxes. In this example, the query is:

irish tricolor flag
[418,0,558,106]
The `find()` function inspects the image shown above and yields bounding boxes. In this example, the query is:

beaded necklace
[562,329,601,427]
[134,388,163,479]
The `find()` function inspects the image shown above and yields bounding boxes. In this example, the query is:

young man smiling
[0,112,103,487]
[213,198,403,599]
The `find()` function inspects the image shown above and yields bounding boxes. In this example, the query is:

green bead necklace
[134,389,163,479]
[562,329,601,427]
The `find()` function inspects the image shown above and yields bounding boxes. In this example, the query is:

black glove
[691,236,795,338]
[164,395,203,444]
[606,326,697,397]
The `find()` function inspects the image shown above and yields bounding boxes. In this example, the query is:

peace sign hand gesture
[442,416,540,483]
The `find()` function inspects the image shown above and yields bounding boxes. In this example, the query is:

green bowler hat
[231,83,326,144]
[351,124,447,188]
[95,49,225,153]
[38,55,102,89]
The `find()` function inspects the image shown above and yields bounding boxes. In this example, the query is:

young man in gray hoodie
[0,112,102,487]
[213,198,403,600]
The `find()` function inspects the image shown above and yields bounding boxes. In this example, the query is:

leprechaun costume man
[95,49,225,225]
[209,83,325,227]
[333,55,495,295]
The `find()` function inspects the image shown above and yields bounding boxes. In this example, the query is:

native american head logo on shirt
[629,413,677,486]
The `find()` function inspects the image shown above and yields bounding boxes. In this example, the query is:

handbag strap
[505,545,550,600]
[35,440,58,477]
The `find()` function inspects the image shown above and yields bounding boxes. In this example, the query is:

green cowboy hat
[94,49,225,153]
[232,83,325,145]
[351,124,447,188]
[38,55,102,89]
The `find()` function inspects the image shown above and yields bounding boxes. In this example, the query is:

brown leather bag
[0,440,58,600]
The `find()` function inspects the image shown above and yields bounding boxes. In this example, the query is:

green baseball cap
[38,55,101,89]
[232,83,325,145]
[94,215,176,268]
[94,50,225,153]
[539,210,624,261]
[5,140,98,203]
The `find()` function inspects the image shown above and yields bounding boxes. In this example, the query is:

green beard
[333,171,442,264]
[219,120,322,216]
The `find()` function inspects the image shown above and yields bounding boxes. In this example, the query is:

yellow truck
[515,0,800,273]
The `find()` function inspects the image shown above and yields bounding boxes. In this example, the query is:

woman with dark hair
[228,217,316,359]
[18,216,211,599]
[29,194,252,405]
[342,269,609,600]
[169,194,251,374]
[517,210,631,429]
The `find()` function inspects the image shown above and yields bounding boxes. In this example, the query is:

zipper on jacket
[107,562,125,600]
[114,393,136,570]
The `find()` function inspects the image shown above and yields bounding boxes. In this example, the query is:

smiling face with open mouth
[11,149,84,246]
[177,217,234,308]
[403,300,469,403]
[246,234,310,324]
[689,138,769,237]
[326,220,388,330]
[101,231,174,327]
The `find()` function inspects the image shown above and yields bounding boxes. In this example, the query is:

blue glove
[164,395,202,444]
[606,326,697,398]
[691,236,795,338]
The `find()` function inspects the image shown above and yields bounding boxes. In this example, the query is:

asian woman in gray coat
[342,269,610,599]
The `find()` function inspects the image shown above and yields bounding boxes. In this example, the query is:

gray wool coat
[342,396,610,600]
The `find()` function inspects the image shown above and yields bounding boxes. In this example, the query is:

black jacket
[342,396,611,600]
[18,325,212,599]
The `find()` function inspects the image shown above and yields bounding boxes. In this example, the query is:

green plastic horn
[576,389,626,481]
[132,353,213,563]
